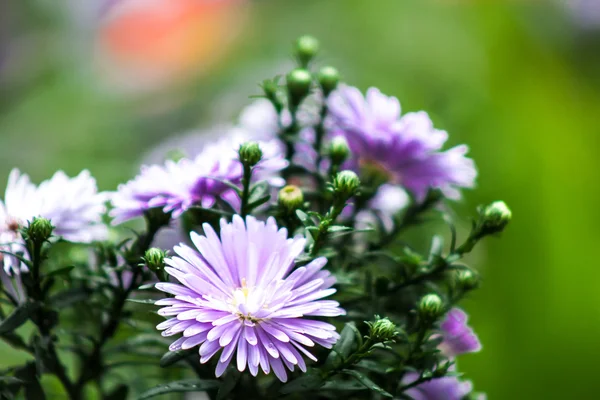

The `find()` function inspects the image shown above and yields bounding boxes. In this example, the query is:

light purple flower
[438,307,482,358]
[155,215,344,382]
[402,372,474,400]
[110,136,287,225]
[0,169,107,275]
[328,85,477,201]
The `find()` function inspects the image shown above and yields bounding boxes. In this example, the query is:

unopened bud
[238,142,263,167]
[318,66,340,96]
[368,316,398,342]
[144,248,167,272]
[278,185,304,212]
[455,269,479,291]
[286,69,312,108]
[479,201,511,234]
[328,136,350,166]
[26,217,53,243]
[332,170,360,199]
[295,35,319,67]
[418,293,443,321]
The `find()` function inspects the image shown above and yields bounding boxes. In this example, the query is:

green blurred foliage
[1,0,600,398]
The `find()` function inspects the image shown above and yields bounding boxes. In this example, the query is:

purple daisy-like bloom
[155,215,344,382]
[438,307,482,358]
[402,372,474,400]
[0,169,107,275]
[328,85,477,201]
[110,136,287,225]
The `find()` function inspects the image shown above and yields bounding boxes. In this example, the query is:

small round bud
[238,142,263,167]
[318,66,340,96]
[278,185,304,212]
[328,136,350,166]
[418,293,443,321]
[165,148,186,162]
[332,170,360,199]
[480,201,512,235]
[26,217,53,243]
[368,316,398,342]
[144,248,167,272]
[294,35,319,66]
[455,269,479,291]
[286,68,312,107]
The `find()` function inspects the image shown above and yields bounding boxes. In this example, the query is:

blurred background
[1,0,600,398]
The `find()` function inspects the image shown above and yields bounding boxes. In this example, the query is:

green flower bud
[286,68,312,108]
[332,170,360,199]
[238,142,263,167]
[328,136,350,166]
[455,268,479,291]
[26,217,54,243]
[165,148,186,162]
[480,200,512,234]
[418,293,443,321]
[294,35,319,66]
[278,185,304,212]
[318,66,340,96]
[368,316,398,342]
[144,248,167,272]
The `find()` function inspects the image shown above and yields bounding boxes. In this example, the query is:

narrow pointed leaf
[137,380,219,399]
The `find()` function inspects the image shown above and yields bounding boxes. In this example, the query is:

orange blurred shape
[96,0,246,92]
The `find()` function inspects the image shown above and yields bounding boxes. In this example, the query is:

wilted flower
[155,215,344,382]
[110,136,287,225]
[0,169,107,275]
[327,85,477,201]
[438,308,482,358]
[402,372,474,400]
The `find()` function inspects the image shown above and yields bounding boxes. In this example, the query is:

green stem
[240,164,253,218]
[73,223,161,397]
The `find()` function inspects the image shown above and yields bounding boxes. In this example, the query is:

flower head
[0,169,107,274]
[402,372,474,400]
[110,136,287,225]
[438,308,482,358]
[328,85,477,201]
[155,215,344,382]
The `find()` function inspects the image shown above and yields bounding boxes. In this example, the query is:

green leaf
[137,283,157,291]
[247,194,271,210]
[356,360,390,375]
[42,266,75,279]
[280,370,324,394]
[295,210,315,227]
[321,378,367,391]
[104,384,128,400]
[159,349,195,368]
[126,298,157,305]
[324,322,361,369]
[327,225,352,233]
[0,302,39,334]
[0,377,23,385]
[340,369,393,398]
[106,334,169,354]
[216,367,241,400]
[49,287,91,309]
[137,379,219,399]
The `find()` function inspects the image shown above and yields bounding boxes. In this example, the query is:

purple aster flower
[402,372,474,400]
[110,136,287,225]
[438,307,482,358]
[155,215,344,382]
[0,169,108,275]
[327,85,477,201]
